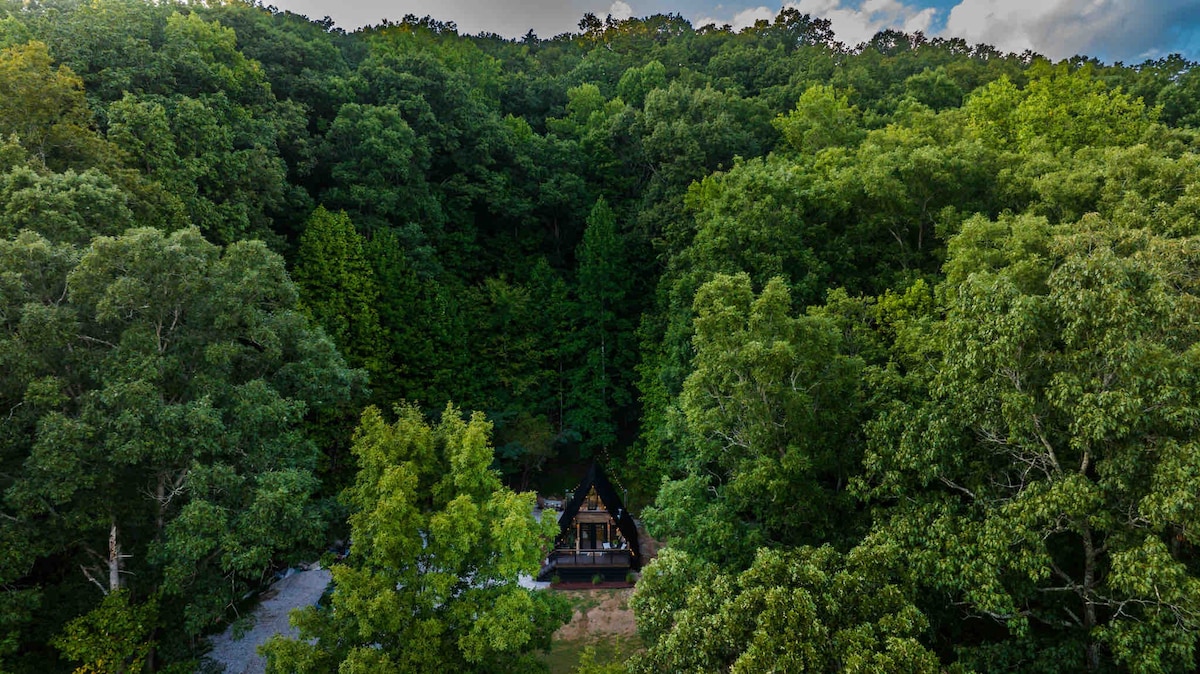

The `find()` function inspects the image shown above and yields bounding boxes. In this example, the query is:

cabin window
[585,486,602,511]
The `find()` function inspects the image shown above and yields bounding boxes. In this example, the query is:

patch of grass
[558,588,615,613]
[540,634,642,674]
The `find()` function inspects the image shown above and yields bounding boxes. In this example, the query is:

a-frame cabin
[537,463,641,582]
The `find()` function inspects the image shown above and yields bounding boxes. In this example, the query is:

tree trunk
[108,520,123,593]
[156,474,166,538]
[1081,524,1100,671]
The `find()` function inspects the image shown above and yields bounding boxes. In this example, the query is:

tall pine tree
[567,197,634,454]
[292,206,389,379]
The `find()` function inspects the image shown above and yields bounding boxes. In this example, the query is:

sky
[267,0,1200,63]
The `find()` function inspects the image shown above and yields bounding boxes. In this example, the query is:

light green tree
[0,40,109,171]
[262,404,570,673]
[629,546,939,673]
[51,590,157,674]
[965,65,1154,153]
[773,84,864,154]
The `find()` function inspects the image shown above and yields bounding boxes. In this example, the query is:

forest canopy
[1,0,1199,671]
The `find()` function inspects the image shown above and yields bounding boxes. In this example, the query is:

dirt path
[553,588,638,641]
[541,588,642,673]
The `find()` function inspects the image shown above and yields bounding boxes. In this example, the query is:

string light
[598,445,628,497]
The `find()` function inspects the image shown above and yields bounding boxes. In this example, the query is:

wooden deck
[537,549,634,582]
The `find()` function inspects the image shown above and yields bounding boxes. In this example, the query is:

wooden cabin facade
[537,463,641,582]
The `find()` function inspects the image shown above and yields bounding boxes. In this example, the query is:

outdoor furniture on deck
[536,463,640,582]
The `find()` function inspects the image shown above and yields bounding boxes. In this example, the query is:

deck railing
[545,549,632,568]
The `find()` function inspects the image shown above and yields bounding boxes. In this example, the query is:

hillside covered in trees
[2,0,1200,671]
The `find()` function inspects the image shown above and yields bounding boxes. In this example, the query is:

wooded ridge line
[1,1,1199,671]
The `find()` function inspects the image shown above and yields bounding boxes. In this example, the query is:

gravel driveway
[203,507,549,672]
[202,565,332,674]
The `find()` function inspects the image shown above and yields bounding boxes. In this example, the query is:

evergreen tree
[567,197,634,453]
[292,206,389,379]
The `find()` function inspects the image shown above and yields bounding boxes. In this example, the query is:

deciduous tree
[863,213,1200,671]
[262,404,569,673]
[644,274,863,567]
[629,546,939,673]
[0,227,359,668]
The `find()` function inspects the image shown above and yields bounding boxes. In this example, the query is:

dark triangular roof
[557,463,641,568]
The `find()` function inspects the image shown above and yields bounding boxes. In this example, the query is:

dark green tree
[566,197,635,453]
[0,227,360,669]
[0,166,135,244]
[291,205,389,377]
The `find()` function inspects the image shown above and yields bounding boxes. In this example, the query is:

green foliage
[566,197,635,453]
[291,206,388,376]
[320,102,437,248]
[0,227,359,668]
[52,590,156,674]
[113,91,290,246]
[965,65,1156,152]
[640,80,771,189]
[862,213,1200,670]
[2,3,1200,670]
[0,40,110,171]
[682,154,836,303]
[0,15,31,49]
[0,166,134,244]
[495,410,557,491]
[643,274,863,567]
[261,404,571,672]
[162,12,270,102]
[774,84,863,153]
[574,645,628,674]
[903,66,964,110]
[616,59,666,108]
[629,546,939,673]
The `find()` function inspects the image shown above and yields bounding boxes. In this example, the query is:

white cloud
[696,0,935,45]
[943,0,1200,61]
[787,0,936,46]
[945,0,1117,58]
[689,0,1199,62]
[694,5,776,31]
[609,0,635,20]
[241,0,1200,61]
[266,0,631,37]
